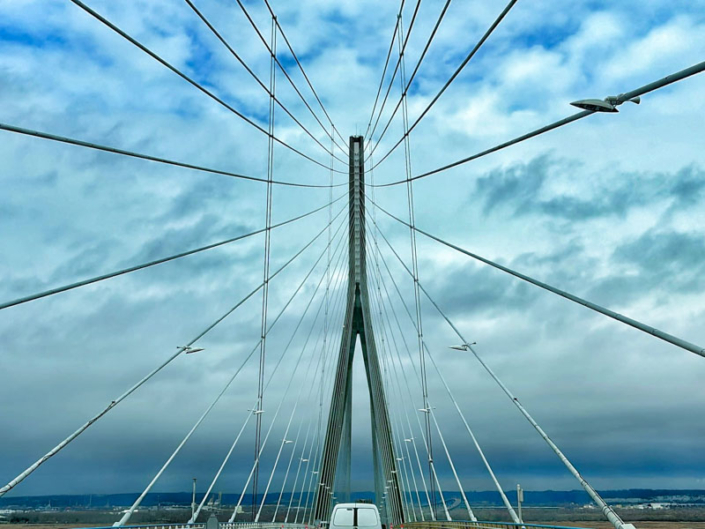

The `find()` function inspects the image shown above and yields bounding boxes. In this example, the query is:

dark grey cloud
[424,262,537,319]
[1,0,705,507]
[475,156,705,222]
[614,229,705,276]
[586,229,705,305]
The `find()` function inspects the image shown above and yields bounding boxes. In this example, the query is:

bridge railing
[79,524,206,529]
[80,521,592,529]
[80,523,311,529]
[404,521,593,529]
[220,524,311,529]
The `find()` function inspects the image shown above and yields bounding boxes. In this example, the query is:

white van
[329,503,383,529]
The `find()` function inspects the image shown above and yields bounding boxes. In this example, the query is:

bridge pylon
[313,136,404,525]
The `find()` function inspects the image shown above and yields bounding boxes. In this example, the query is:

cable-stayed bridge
[1,3,704,529]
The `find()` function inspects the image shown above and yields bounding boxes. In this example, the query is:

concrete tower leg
[313,137,404,525]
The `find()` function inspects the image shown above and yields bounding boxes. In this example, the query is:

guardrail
[80,523,206,529]
[404,521,594,529]
[220,524,311,529]
[80,520,593,529]
[80,522,312,529]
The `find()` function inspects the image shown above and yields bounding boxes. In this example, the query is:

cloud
[474,155,705,222]
[1,0,704,504]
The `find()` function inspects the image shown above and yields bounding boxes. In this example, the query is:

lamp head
[570,98,618,113]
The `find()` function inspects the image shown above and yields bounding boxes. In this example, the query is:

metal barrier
[83,520,592,529]
[220,524,311,529]
[404,521,594,529]
[78,524,205,529]
[80,523,311,529]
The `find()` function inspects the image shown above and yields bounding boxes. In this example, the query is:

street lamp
[180,346,204,354]
[570,94,640,113]
[191,478,197,522]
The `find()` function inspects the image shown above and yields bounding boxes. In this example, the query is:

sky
[1,0,705,505]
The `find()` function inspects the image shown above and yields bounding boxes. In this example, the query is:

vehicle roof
[332,502,379,509]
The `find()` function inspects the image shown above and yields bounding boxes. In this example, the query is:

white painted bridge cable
[229,237,348,524]
[371,60,705,184]
[283,275,347,522]
[252,17,278,517]
[276,419,310,522]
[254,239,349,522]
[375,311,412,521]
[230,257,347,526]
[0,195,345,312]
[365,271,438,518]
[363,0,406,142]
[255,286,340,523]
[367,216,520,522]
[294,396,327,523]
[377,297,418,521]
[309,271,352,516]
[236,0,350,160]
[374,274,451,523]
[294,422,319,523]
[370,162,419,522]
[363,0,453,163]
[272,415,307,521]
[367,234,454,520]
[366,272,449,521]
[183,0,348,166]
[367,0,521,168]
[284,308,340,523]
[190,407,253,523]
[114,349,259,527]
[272,172,343,523]
[429,408,477,522]
[264,226,347,396]
[364,0,423,150]
[294,308,343,523]
[228,306,328,522]
[391,403,421,521]
[380,339,425,521]
[395,12,439,521]
[68,0,347,174]
[114,219,347,527]
[370,276,422,522]
[0,205,345,499]
[298,247,350,523]
[191,231,348,525]
[0,123,348,189]
[367,236,433,520]
[368,213,633,529]
[371,225,494,528]
[302,309,347,525]
[369,197,705,359]
[255,334,322,522]
[397,407,425,521]
[262,0,349,150]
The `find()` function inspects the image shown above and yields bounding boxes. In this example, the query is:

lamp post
[191,478,197,522]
